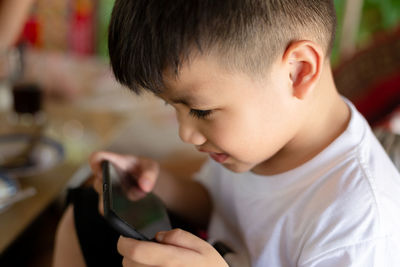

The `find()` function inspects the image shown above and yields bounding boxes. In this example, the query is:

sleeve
[299,237,398,267]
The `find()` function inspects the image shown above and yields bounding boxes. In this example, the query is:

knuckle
[166,228,184,242]
[89,151,102,166]
[117,239,140,261]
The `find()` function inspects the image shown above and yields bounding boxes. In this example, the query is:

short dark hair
[108,0,336,95]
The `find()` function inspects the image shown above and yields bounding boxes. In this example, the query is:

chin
[222,162,253,173]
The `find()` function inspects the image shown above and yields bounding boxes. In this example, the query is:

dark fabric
[67,187,122,267]
[67,187,206,267]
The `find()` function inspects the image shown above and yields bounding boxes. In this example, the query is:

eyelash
[189,109,213,119]
[163,101,212,119]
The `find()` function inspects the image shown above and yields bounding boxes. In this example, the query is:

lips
[197,148,229,163]
[209,152,229,163]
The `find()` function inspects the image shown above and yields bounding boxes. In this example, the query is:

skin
[157,41,349,176]
[52,206,86,267]
[54,39,350,267]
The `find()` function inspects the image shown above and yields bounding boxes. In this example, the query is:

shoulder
[297,124,400,265]
[298,235,400,267]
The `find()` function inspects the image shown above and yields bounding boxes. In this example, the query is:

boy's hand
[89,151,160,215]
[117,229,228,267]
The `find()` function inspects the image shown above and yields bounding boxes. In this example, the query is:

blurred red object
[20,13,41,48]
[334,27,400,127]
[69,0,95,55]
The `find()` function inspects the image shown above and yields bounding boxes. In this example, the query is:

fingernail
[140,179,152,192]
[156,231,166,242]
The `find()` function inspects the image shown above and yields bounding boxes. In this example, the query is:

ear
[282,40,324,100]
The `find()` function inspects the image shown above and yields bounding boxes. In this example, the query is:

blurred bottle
[69,0,96,55]
[2,45,46,134]
[9,82,46,134]
[19,2,41,49]
[0,47,23,113]
[0,50,14,112]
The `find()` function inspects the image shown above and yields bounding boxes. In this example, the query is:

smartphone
[101,160,172,240]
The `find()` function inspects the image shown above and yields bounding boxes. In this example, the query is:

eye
[189,109,213,119]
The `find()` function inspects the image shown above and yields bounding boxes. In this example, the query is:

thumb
[137,168,157,193]
[155,229,210,253]
[133,157,160,193]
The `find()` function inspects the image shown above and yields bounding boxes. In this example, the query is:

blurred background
[10,0,112,58]
[0,0,399,266]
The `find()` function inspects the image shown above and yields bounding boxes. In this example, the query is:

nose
[177,115,206,146]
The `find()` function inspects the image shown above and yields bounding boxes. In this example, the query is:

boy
[53,0,400,266]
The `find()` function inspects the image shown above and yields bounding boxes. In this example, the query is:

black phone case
[101,161,234,257]
[101,161,150,241]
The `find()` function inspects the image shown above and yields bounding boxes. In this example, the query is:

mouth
[209,152,229,163]
[197,148,229,163]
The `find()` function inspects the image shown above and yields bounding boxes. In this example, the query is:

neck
[252,63,351,176]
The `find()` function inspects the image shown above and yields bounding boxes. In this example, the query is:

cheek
[208,110,263,157]
[211,105,293,162]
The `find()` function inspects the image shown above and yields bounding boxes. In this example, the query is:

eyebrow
[156,85,204,106]
[170,95,200,106]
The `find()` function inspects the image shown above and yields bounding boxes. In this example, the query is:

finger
[90,151,158,193]
[91,175,104,215]
[135,159,159,193]
[117,236,190,266]
[93,173,102,194]
[155,228,211,253]
[98,197,104,216]
[122,257,154,267]
[89,151,136,178]
[90,151,139,194]
[90,151,131,214]
[117,157,159,194]
[125,186,147,201]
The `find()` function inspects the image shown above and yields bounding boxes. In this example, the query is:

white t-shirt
[194,101,400,267]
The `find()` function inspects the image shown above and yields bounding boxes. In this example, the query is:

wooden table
[0,102,125,254]
[0,80,208,255]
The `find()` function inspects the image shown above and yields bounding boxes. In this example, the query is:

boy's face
[159,54,304,174]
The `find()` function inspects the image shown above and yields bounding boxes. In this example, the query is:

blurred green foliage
[332,0,400,64]
[96,0,115,60]
[332,0,346,64]
[359,0,400,44]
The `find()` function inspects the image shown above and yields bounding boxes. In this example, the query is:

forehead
[159,54,267,104]
[158,56,224,104]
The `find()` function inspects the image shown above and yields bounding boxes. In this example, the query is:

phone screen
[102,161,172,240]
